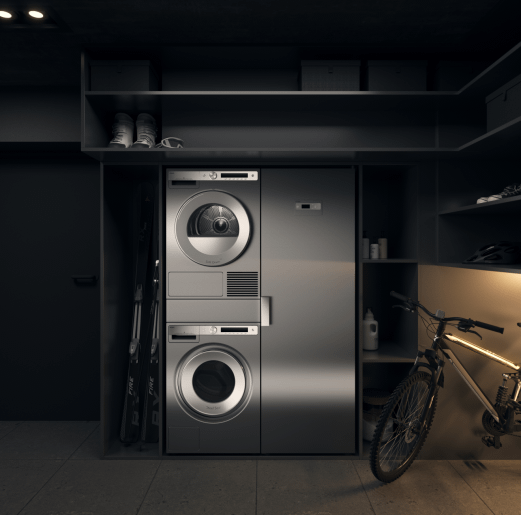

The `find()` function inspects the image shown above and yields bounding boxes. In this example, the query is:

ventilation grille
[227,272,259,297]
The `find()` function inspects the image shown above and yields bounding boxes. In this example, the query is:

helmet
[463,241,521,264]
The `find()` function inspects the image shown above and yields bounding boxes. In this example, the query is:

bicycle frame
[411,319,521,429]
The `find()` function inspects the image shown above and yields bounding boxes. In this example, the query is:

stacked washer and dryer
[166,168,356,455]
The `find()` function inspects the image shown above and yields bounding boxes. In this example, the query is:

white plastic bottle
[370,241,379,259]
[362,230,370,259]
[363,308,379,350]
[378,231,388,259]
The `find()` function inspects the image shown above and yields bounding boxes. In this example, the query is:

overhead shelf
[82,42,521,162]
[82,113,521,162]
[457,115,521,156]
[438,262,521,274]
[82,147,456,163]
[439,195,521,216]
[458,41,521,99]
[86,90,458,111]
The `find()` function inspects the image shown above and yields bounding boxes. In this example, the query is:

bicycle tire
[370,371,437,483]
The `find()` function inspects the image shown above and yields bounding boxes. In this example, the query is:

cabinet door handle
[261,297,271,326]
[72,275,97,284]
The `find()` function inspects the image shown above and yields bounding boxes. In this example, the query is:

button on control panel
[295,202,323,216]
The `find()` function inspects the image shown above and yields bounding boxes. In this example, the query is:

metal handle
[72,275,97,284]
[261,297,271,326]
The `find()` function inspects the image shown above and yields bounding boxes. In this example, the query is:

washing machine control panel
[168,170,258,181]
[168,325,258,342]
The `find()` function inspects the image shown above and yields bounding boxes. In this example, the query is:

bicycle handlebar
[389,291,504,334]
[473,320,504,334]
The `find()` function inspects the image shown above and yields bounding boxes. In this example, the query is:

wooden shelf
[439,195,521,216]
[438,262,521,274]
[362,259,418,263]
[362,341,416,363]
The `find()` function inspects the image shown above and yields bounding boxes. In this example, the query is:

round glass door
[179,350,246,417]
[175,191,251,266]
[192,360,235,403]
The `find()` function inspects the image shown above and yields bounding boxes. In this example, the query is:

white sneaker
[108,113,134,148]
[132,113,157,148]
[476,184,521,204]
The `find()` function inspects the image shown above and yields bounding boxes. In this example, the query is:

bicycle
[369,291,521,483]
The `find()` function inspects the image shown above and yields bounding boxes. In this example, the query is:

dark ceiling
[1,0,521,86]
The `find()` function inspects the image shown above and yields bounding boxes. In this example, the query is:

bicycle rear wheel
[370,371,437,483]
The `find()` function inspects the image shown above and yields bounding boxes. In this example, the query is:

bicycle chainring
[482,410,505,436]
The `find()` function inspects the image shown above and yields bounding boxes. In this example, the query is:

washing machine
[166,169,260,306]
[166,324,260,454]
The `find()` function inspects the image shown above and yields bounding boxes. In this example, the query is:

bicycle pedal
[481,435,502,449]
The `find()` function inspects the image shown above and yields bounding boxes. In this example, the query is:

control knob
[209,172,218,180]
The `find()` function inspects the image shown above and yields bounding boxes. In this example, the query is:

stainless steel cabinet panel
[260,168,356,454]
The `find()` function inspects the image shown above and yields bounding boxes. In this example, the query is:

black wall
[0,155,100,420]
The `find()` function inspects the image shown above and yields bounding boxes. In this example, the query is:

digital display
[221,173,248,178]
[301,204,311,209]
[221,327,248,332]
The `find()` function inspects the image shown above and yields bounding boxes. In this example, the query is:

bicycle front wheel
[370,371,437,483]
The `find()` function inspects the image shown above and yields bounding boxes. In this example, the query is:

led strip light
[444,333,520,371]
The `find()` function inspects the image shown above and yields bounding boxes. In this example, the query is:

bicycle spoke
[378,380,431,473]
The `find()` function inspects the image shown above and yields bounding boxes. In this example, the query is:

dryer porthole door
[175,191,251,267]
[179,350,246,417]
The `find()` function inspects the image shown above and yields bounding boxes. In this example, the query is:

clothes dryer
[166,324,260,454]
[166,170,260,306]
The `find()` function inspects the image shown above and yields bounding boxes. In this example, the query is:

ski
[141,259,160,443]
[120,182,155,444]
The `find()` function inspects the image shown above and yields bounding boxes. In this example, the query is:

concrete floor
[1,422,520,515]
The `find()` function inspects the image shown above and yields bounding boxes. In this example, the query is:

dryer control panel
[168,170,258,182]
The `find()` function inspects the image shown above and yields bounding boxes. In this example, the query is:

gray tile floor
[0,422,519,515]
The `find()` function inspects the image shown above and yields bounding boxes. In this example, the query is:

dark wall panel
[0,156,100,420]
[0,87,80,143]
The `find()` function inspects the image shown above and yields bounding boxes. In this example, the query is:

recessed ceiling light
[28,10,44,19]
[0,10,13,18]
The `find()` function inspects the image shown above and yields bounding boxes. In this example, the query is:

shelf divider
[439,195,521,216]
[437,262,521,274]
[362,259,418,263]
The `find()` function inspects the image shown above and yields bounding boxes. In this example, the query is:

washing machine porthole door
[180,350,246,417]
[192,360,235,403]
[175,191,251,267]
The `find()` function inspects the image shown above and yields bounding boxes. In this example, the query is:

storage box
[300,60,360,91]
[486,73,521,131]
[435,61,488,91]
[90,60,159,91]
[367,60,427,91]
